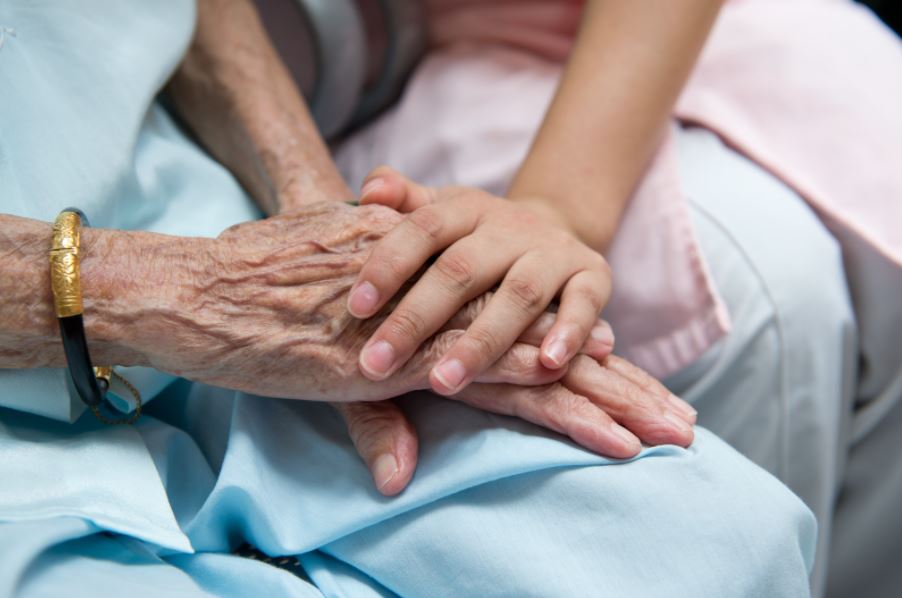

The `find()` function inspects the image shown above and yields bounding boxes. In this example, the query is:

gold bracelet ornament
[50,209,141,424]
[50,210,84,318]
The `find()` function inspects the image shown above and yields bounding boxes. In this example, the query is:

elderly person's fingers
[333,401,418,496]
[453,383,642,458]
[602,355,697,423]
[563,355,696,447]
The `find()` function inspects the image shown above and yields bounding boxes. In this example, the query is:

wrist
[276,168,354,213]
[79,228,215,369]
[509,194,616,251]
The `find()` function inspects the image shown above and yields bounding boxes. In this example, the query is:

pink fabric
[426,0,581,60]
[339,0,902,378]
[336,48,731,378]
[677,0,902,395]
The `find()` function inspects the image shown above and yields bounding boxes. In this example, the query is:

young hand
[348,167,613,395]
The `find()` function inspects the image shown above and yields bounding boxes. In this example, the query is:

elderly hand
[110,202,561,401]
[337,352,696,495]
[84,202,693,495]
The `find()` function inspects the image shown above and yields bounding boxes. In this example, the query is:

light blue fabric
[0,1,815,596]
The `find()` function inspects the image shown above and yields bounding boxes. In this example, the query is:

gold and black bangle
[49,208,141,425]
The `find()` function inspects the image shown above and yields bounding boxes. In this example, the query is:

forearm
[0,215,209,370]
[166,0,349,215]
[508,0,722,250]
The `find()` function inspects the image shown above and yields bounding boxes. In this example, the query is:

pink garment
[338,0,902,379]
[426,0,581,60]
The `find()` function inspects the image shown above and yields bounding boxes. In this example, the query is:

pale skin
[351,0,724,397]
[0,0,699,496]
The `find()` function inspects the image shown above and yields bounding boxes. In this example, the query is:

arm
[508,0,722,250]
[165,0,350,215]
[347,1,722,391]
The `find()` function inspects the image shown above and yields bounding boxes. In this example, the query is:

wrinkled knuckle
[541,392,585,427]
[504,345,540,378]
[434,251,476,293]
[505,277,545,313]
[387,308,428,342]
[406,208,444,242]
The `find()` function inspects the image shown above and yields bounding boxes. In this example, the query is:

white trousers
[673,127,901,598]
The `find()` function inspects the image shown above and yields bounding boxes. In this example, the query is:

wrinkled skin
[134,202,561,401]
[83,202,695,494]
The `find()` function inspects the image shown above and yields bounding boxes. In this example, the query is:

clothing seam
[687,197,791,485]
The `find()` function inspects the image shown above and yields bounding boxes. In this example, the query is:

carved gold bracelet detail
[49,210,83,318]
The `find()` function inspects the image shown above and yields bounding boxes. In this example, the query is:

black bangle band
[59,314,106,407]
[53,208,107,408]
[51,208,140,424]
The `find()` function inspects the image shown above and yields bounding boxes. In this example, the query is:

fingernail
[360,340,396,378]
[664,411,693,434]
[610,422,640,450]
[432,359,467,392]
[545,339,570,366]
[360,178,384,200]
[590,323,615,348]
[348,281,379,316]
[667,393,698,422]
[373,453,398,491]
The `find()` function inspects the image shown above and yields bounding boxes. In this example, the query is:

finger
[540,267,612,369]
[333,401,418,496]
[358,238,514,381]
[395,330,567,390]
[603,355,697,424]
[564,356,695,447]
[359,166,436,212]
[429,251,574,395]
[442,296,616,361]
[347,195,483,320]
[528,316,615,362]
[454,383,642,458]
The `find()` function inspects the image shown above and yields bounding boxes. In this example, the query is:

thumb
[333,400,419,496]
[359,165,435,213]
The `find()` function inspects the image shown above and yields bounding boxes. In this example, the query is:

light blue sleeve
[0,0,260,421]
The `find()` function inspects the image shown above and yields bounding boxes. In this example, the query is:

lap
[1,386,815,597]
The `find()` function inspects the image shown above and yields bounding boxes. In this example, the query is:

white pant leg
[666,127,858,597]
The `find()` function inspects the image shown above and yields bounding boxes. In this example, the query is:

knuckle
[573,281,606,313]
[405,208,444,242]
[386,308,428,342]
[504,277,545,313]
[594,253,613,279]
[373,251,409,283]
[342,405,401,449]
[433,251,476,293]
[541,391,587,428]
[464,327,503,361]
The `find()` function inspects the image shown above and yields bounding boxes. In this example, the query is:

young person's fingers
[357,239,516,381]
[428,251,575,395]
[347,197,486,320]
[333,400,418,496]
[539,267,612,369]
[443,297,616,361]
